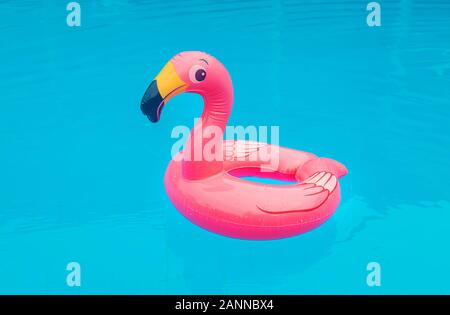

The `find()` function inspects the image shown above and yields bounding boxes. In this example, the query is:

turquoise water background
[1,0,449,294]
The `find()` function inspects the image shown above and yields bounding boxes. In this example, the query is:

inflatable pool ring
[140,51,347,240]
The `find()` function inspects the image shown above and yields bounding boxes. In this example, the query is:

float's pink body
[152,51,347,240]
[165,142,346,240]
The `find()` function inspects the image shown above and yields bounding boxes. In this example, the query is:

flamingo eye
[189,65,207,83]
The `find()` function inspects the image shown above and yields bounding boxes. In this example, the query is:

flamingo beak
[140,61,187,122]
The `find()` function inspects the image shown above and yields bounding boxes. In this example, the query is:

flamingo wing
[224,140,267,160]
[256,172,338,214]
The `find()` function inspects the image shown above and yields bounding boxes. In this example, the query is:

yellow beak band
[155,61,186,100]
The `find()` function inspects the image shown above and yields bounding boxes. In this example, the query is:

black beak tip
[140,80,164,123]
[145,112,159,123]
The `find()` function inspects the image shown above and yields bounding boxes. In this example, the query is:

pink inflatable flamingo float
[141,51,347,240]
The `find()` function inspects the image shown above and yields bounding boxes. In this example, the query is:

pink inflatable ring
[140,51,347,240]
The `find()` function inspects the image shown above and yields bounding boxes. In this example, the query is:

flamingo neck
[182,89,233,180]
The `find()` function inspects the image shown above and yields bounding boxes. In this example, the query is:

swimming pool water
[0,0,449,294]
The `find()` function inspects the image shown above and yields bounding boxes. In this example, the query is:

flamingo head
[140,51,233,122]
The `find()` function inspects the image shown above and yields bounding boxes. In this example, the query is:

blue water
[1,0,450,294]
